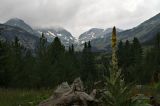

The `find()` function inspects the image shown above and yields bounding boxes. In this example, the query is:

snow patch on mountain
[78,28,123,45]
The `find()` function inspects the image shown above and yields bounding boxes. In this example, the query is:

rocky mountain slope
[0,24,39,50]
[2,18,76,48]
[36,27,76,47]
[79,28,123,44]
[0,13,160,51]
[5,18,35,34]
[88,13,160,51]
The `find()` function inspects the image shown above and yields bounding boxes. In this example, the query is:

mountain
[0,24,39,50]
[4,18,76,48]
[5,18,35,34]
[88,13,160,51]
[5,18,76,47]
[78,28,123,44]
[78,27,123,51]
[118,13,160,42]
[36,27,76,47]
[1,13,160,51]
[79,28,104,44]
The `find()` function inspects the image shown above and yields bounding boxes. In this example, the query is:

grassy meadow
[0,88,52,106]
[0,83,160,106]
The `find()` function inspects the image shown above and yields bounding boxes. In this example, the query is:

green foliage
[0,40,9,86]
[48,37,65,64]
[104,68,133,106]
[0,30,159,98]
[0,35,81,88]
[132,37,143,64]
[104,27,133,106]
[131,94,151,106]
[5,37,26,88]
[155,32,160,49]
[117,37,144,83]
[142,33,160,83]
[80,41,98,91]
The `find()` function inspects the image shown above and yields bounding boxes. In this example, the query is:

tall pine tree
[81,41,98,91]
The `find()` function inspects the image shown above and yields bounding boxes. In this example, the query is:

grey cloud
[0,0,160,37]
[0,0,82,25]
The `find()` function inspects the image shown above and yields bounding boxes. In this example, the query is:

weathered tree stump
[38,78,98,106]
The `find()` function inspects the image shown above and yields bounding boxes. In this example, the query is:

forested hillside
[0,27,160,106]
[0,30,160,88]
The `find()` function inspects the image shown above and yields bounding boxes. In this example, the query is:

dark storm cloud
[0,0,160,37]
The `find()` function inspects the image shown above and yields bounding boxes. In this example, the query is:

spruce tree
[131,37,143,83]
[117,40,124,67]
[71,44,74,53]
[81,41,97,91]
[124,40,132,67]
[7,36,24,87]
[46,37,65,86]
[37,33,47,58]
[155,32,160,49]
[69,44,74,54]
[48,37,65,64]
[21,50,36,88]
[132,37,143,64]
[0,40,8,86]
[35,33,51,87]
[69,46,72,53]
[147,33,160,83]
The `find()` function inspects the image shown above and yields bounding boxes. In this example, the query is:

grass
[0,88,52,106]
[132,84,160,103]
[0,84,159,106]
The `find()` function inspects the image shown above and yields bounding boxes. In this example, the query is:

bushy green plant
[104,27,133,106]
[131,94,151,106]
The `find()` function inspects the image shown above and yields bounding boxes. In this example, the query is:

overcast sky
[0,0,160,38]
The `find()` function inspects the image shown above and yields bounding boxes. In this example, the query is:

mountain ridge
[0,12,160,51]
[88,12,160,51]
